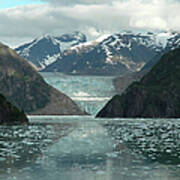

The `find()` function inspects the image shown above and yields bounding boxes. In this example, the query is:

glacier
[41,72,116,115]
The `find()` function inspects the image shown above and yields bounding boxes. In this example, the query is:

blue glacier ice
[41,72,117,115]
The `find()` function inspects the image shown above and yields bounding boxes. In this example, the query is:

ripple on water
[0,117,180,180]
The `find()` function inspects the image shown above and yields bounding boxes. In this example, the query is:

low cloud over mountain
[1,0,180,47]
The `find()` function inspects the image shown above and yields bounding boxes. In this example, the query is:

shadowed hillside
[0,94,27,124]
[0,42,86,115]
[97,48,180,118]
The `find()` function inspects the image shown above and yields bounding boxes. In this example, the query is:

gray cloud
[37,0,112,6]
[37,0,180,6]
[1,0,180,47]
[0,4,86,47]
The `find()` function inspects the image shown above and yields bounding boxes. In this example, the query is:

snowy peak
[15,30,180,75]
[65,34,111,55]
[56,31,86,43]
[15,35,62,69]
[98,33,163,66]
[165,32,180,51]
[43,30,180,75]
[152,32,176,48]
[96,31,180,65]
[55,31,87,52]
[15,32,87,69]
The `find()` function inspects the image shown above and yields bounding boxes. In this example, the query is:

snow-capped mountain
[15,30,180,75]
[140,31,180,72]
[165,32,180,51]
[15,31,86,69]
[43,31,180,75]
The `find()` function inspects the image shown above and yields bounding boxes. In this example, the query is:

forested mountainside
[0,42,86,115]
[97,48,180,118]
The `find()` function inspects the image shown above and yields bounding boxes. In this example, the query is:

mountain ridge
[0,42,86,115]
[16,31,180,76]
[15,32,86,69]
[96,48,180,118]
[113,32,180,94]
[43,31,165,75]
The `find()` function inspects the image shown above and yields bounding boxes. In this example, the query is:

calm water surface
[1,73,180,179]
[1,116,180,180]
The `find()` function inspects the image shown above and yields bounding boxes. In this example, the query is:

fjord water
[1,73,180,180]
[1,117,180,180]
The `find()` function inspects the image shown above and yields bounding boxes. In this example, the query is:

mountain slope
[97,48,180,118]
[16,31,180,76]
[43,31,176,75]
[113,32,180,94]
[113,54,163,95]
[15,32,86,69]
[0,42,85,115]
[0,94,28,124]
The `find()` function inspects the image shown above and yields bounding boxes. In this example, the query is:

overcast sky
[1,0,180,47]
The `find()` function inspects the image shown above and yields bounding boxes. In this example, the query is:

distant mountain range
[15,31,180,75]
[0,42,86,115]
[15,31,86,69]
[97,48,180,118]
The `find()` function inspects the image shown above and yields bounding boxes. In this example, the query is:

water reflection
[1,117,180,180]
[0,122,74,179]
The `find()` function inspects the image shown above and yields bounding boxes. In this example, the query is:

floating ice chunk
[96,170,105,175]
[106,152,118,158]
[73,92,91,97]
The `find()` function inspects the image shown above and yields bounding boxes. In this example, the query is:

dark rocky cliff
[0,94,27,124]
[97,48,180,118]
[0,42,85,115]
